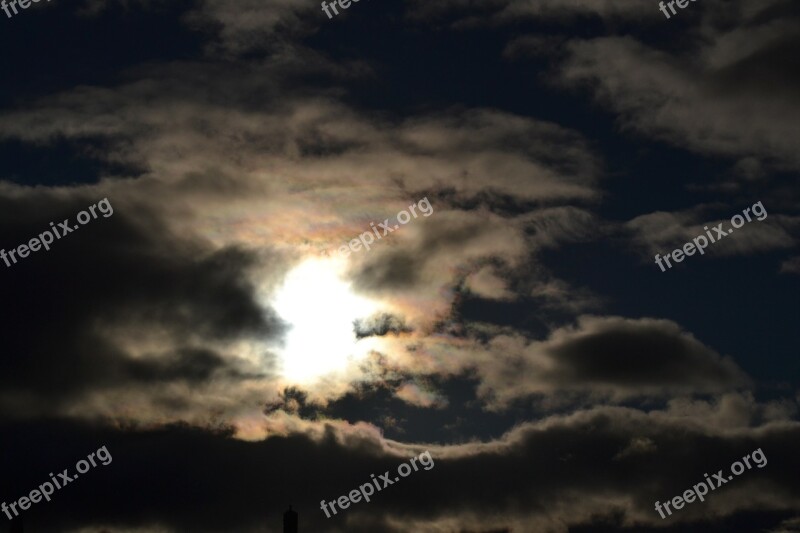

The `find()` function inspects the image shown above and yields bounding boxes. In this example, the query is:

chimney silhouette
[283,505,298,533]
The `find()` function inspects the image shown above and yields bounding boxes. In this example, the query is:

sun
[270,256,383,383]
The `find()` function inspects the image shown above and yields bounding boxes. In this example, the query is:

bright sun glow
[270,257,383,383]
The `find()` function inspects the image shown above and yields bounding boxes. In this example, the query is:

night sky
[0,0,799,531]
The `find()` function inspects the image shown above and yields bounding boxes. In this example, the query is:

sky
[0,0,799,531]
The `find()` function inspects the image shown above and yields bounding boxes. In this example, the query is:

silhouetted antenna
[283,504,298,533]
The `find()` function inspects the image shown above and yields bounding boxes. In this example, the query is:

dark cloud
[0,402,798,532]
[554,0,800,181]
[444,316,752,408]
[125,347,265,383]
[543,316,748,390]
[353,312,412,339]
[0,191,282,415]
[264,386,321,418]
